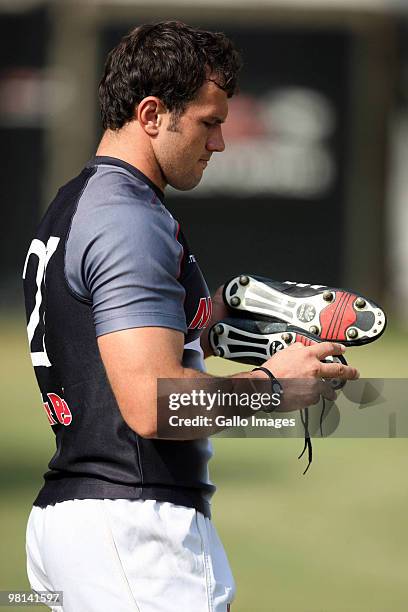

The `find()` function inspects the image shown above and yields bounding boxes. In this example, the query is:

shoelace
[298,397,327,475]
[298,408,312,474]
[319,397,326,437]
[252,367,328,475]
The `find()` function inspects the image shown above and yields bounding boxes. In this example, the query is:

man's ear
[137,96,165,136]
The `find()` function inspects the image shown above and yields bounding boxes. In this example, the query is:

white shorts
[26,499,235,612]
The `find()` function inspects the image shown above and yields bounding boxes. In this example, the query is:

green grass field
[1,313,407,611]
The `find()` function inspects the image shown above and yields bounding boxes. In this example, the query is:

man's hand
[250,341,359,412]
[264,341,358,380]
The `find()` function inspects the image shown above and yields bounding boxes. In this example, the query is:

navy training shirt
[22,156,215,517]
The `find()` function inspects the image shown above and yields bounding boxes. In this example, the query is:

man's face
[152,77,228,191]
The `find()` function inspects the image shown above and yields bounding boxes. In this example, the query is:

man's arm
[98,326,359,439]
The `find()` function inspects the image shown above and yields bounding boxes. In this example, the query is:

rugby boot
[223,274,387,346]
[209,317,347,390]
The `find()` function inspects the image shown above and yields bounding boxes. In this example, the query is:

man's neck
[96,128,166,192]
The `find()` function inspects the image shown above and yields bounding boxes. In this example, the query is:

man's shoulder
[64,163,183,304]
[52,162,170,242]
[82,163,154,207]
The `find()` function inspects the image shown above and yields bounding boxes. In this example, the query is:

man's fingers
[309,341,346,360]
[319,361,359,380]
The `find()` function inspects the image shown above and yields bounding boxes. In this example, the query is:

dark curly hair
[99,21,242,130]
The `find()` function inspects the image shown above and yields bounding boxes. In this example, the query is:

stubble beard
[156,117,203,191]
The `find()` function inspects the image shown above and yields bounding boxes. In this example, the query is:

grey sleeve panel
[65,165,187,337]
[182,338,206,372]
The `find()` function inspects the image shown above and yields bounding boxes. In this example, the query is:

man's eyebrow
[206,116,226,124]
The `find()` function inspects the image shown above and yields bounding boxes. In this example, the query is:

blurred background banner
[0,0,403,305]
[1,1,408,611]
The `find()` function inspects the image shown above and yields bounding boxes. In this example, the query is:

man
[23,21,358,612]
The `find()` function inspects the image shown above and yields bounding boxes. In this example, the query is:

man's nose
[206,125,225,153]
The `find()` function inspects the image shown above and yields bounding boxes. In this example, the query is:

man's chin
[169,175,203,192]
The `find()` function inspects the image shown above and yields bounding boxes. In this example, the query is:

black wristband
[251,367,283,412]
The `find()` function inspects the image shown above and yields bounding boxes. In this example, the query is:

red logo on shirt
[43,393,72,426]
[189,297,212,330]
